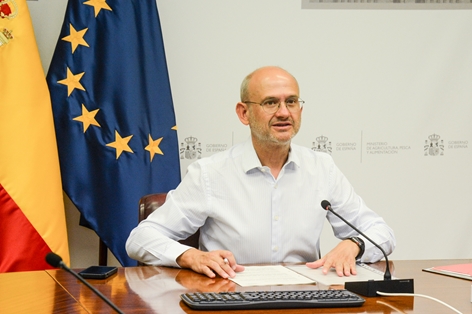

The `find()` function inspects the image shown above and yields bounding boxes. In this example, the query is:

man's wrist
[176,248,196,268]
[348,237,365,260]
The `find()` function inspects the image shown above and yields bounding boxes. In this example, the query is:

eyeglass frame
[243,97,305,114]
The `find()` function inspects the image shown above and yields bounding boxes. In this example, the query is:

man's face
[246,69,302,147]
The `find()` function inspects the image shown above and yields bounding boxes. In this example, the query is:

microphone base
[345,279,414,297]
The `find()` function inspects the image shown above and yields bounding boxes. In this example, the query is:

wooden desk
[0,270,87,313]
[1,260,471,313]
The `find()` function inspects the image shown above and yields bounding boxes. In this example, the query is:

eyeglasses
[244,97,305,114]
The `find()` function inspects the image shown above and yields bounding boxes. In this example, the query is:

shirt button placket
[271,180,281,262]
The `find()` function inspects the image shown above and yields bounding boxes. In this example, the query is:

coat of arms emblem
[180,136,202,160]
[424,134,444,156]
[312,135,332,154]
[0,0,18,20]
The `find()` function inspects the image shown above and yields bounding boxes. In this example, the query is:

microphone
[45,252,125,314]
[321,200,414,297]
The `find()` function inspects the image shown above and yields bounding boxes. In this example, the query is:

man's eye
[286,98,297,105]
[263,100,278,107]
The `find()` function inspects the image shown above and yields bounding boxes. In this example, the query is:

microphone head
[45,252,63,268]
[321,200,331,210]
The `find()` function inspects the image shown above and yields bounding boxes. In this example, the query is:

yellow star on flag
[57,67,85,96]
[145,135,164,162]
[73,104,100,132]
[62,24,89,53]
[84,0,112,17]
[106,130,134,159]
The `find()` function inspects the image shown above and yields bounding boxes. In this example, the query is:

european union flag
[47,0,180,266]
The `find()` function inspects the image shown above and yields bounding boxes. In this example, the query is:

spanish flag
[0,0,70,272]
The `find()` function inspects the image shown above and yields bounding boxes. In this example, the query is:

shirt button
[273,246,279,252]
[274,215,280,221]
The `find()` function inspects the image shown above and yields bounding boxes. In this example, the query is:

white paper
[229,265,315,287]
[228,264,385,287]
[286,263,385,286]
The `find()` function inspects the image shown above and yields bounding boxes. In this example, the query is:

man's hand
[306,240,359,277]
[176,248,245,279]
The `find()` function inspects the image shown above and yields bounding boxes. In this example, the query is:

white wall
[30,0,472,267]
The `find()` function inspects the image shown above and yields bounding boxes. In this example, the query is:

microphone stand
[323,201,414,297]
[46,253,124,314]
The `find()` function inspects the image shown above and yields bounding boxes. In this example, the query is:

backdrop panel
[159,0,472,260]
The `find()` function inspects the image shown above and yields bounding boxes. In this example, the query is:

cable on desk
[375,300,407,314]
[376,291,463,314]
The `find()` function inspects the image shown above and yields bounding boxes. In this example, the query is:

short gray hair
[240,72,253,102]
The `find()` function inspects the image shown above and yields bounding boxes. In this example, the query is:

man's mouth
[271,122,293,132]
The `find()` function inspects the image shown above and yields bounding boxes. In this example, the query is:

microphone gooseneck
[320,200,414,297]
[45,253,124,314]
[321,200,391,280]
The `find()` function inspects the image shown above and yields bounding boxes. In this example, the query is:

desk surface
[1,259,471,313]
[0,270,87,313]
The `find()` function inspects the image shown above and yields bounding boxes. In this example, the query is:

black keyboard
[180,290,365,310]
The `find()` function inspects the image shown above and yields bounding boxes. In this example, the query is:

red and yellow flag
[0,0,70,272]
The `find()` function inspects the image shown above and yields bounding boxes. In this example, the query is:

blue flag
[47,0,180,266]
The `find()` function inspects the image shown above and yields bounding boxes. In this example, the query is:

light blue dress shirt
[126,140,395,267]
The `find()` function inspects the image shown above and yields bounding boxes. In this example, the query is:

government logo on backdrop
[312,135,332,154]
[424,134,444,156]
[180,136,202,160]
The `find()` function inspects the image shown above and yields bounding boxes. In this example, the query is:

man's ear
[235,102,250,126]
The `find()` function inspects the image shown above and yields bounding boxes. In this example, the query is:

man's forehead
[249,72,299,98]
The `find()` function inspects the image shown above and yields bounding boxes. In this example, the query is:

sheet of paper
[229,265,315,287]
[286,263,385,286]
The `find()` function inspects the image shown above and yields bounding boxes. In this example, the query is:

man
[126,66,395,279]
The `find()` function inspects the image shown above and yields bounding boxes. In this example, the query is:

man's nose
[274,102,291,115]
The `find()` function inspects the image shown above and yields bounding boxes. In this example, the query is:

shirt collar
[242,139,301,173]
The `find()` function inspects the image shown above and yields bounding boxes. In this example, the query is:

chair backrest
[138,193,200,249]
